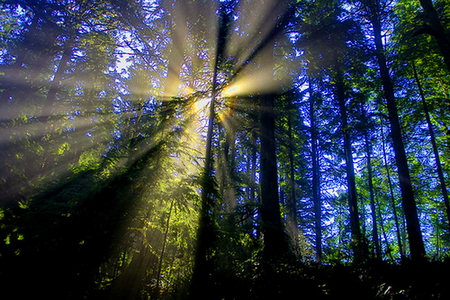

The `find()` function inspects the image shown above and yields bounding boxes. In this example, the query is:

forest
[1,0,450,299]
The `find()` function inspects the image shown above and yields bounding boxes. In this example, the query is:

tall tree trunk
[249,128,258,204]
[412,61,450,227]
[333,56,365,260]
[309,82,322,262]
[189,64,217,300]
[376,197,393,260]
[256,17,290,259]
[221,104,237,212]
[259,91,288,260]
[190,43,218,300]
[366,129,381,258]
[285,102,299,253]
[190,4,229,297]
[362,107,381,259]
[380,120,405,261]
[250,131,260,237]
[365,129,381,259]
[365,0,426,261]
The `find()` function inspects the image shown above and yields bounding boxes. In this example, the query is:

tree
[277,90,309,257]
[309,82,323,262]
[361,107,382,259]
[411,61,450,229]
[360,0,426,261]
[393,2,450,255]
[298,0,369,260]
[415,0,450,71]
[5,0,450,298]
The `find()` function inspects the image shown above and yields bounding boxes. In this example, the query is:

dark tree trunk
[256,22,290,260]
[285,102,299,251]
[333,56,366,259]
[309,85,323,262]
[376,198,393,260]
[190,3,230,298]
[380,121,405,261]
[249,131,260,237]
[417,0,450,71]
[364,120,381,259]
[189,63,217,300]
[259,91,289,260]
[412,61,450,228]
[366,0,426,261]
[250,135,258,205]
[221,102,237,212]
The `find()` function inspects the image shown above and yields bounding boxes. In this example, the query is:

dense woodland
[1,0,450,299]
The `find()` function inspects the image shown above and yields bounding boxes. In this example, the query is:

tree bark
[308,82,323,262]
[259,91,288,260]
[311,107,322,262]
[365,0,426,260]
[364,118,381,259]
[380,121,405,261]
[221,105,237,212]
[417,0,450,71]
[190,3,229,298]
[412,61,450,228]
[333,55,365,260]
[285,102,299,251]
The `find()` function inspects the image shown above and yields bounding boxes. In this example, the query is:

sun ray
[0,1,301,298]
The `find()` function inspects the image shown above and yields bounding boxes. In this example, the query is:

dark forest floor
[4,257,450,299]
[184,259,450,300]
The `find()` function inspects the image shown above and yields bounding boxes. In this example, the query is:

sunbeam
[0,0,300,298]
[2,0,450,298]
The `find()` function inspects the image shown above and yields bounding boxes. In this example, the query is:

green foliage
[2,0,450,298]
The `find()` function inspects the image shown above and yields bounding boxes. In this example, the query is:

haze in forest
[1,0,450,299]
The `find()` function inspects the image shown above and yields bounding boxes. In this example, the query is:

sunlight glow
[222,62,292,97]
[193,97,211,112]
[0,1,296,296]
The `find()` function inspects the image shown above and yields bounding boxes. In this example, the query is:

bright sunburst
[0,0,296,298]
